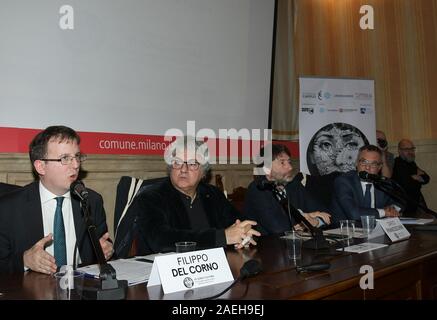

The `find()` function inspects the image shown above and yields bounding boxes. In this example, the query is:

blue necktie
[364,183,372,208]
[53,197,67,267]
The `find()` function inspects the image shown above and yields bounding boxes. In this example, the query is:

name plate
[369,218,410,242]
[147,247,234,294]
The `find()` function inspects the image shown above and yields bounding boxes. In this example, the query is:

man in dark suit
[392,139,430,214]
[244,144,331,236]
[134,136,260,253]
[331,144,401,224]
[0,126,113,274]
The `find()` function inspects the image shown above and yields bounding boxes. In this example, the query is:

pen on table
[135,258,154,263]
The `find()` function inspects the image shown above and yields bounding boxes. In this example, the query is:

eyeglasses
[399,147,416,152]
[358,159,382,168]
[40,154,87,165]
[171,159,200,171]
[276,158,293,166]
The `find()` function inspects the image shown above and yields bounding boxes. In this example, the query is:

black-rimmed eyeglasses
[358,159,382,169]
[171,159,200,171]
[40,154,87,165]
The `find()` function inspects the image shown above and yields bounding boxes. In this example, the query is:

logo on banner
[301,107,314,114]
[318,90,331,100]
[355,92,373,100]
[334,94,354,98]
[302,92,317,99]
[360,105,373,114]
[339,108,357,113]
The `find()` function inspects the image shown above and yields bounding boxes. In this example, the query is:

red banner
[0,126,299,158]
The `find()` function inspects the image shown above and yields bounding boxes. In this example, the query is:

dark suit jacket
[0,181,108,273]
[0,183,21,197]
[244,175,327,236]
[134,178,241,253]
[392,157,430,213]
[330,170,399,224]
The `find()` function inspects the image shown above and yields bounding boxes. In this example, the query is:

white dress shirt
[360,181,386,218]
[39,182,79,266]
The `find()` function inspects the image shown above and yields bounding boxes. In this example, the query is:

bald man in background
[392,139,430,214]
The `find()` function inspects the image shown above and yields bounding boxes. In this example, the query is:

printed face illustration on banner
[306,123,369,176]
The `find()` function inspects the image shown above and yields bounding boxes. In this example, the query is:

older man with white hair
[134,136,260,253]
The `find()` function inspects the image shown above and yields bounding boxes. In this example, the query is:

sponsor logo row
[302,91,373,101]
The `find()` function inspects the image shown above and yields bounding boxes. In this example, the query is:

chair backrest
[227,186,247,215]
[304,172,342,208]
[113,176,166,258]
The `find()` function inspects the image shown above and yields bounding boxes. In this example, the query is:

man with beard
[392,139,430,214]
[244,144,331,236]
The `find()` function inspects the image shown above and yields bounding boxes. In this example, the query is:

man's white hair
[164,136,210,172]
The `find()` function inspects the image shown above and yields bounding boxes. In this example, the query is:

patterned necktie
[364,183,372,208]
[53,196,67,267]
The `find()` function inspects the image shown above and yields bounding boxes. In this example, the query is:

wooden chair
[228,186,247,215]
[113,176,166,258]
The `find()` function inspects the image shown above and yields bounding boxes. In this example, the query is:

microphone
[70,180,89,201]
[358,171,388,183]
[239,259,262,280]
[69,180,128,300]
[203,260,262,300]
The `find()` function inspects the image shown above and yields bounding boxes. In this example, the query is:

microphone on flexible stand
[202,259,262,300]
[358,171,389,183]
[358,171,437,220]
[257,179,295,232]
[70,180,128,300]
[71,180,89,201]
[257,177,330,250]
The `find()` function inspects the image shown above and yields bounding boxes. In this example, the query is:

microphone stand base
[81,279,128,300]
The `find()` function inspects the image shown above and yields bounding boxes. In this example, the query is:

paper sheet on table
[324,227,366,238]
[399,218,434,225]
[337,242,388,254]
[78,259,153,286]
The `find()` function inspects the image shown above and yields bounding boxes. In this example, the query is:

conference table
[1,226,437,300]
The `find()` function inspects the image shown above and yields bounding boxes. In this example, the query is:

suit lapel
[72,197,85,248]
[26,182,44,242]
[374,187,385,208]
[352,173,365,206]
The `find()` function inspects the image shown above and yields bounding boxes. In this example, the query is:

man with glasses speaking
[134,136,260,253]
[330,145,401,224]
[0,126,113,274]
